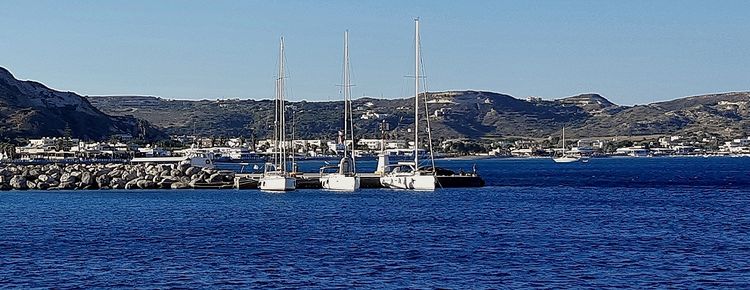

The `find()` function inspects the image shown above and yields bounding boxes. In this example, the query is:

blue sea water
[1,157,750,288]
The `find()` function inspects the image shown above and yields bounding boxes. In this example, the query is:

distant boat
[553,127,581,163]
[319,30,360,191]
[379,18,436,191]
[259,37,296,191]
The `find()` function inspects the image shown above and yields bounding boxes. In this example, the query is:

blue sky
[0,0,747,105]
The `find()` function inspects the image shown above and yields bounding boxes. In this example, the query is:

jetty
[234,173,484,189]
[0,162,484,191]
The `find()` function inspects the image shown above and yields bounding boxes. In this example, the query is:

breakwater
[0,162,233,190]
[0,163,485,190]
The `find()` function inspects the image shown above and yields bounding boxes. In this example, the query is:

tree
[63,123,73,139]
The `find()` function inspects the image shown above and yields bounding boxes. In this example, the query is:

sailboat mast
[279,37,287,172]
[273,40,281,169]
[343,30,349,159]
[414,18,420,167]
[344,30,357,173]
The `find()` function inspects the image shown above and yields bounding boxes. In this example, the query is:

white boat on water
[131,154,215,168]
[320,157,360,191]
[553,127,581,163]
[380,162,436,191]
[259,37,296,191]
[320,30,360,191]
[379,18,436,191]
[260,164,296,191]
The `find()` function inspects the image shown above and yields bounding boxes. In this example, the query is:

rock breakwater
[0,162,234,190]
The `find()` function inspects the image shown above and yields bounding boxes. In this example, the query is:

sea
[1,156,749,288]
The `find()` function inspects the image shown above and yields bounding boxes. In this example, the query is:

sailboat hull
[380,174,436,191]
[259,175,296,191]
[553,156,580,163]
[320,174,360,191]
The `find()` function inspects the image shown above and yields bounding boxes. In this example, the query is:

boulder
[207,173,223,183]
[170,182,189,189]
[121,172,138,181]
[37,174,51,183]
[157,180,173,189]
[27,168,42,179]
[80,172,94,186]
[60,173,77,184]
[184,166,201,177]
[93,169,110,177]
[136,179,157,189]
[188,178,204,188]
[9,175,28,190]
[36,182,50,190]
[110,178,126,189]
[96,175,111,188]
[107,169,123,178]
[47,180,60,188]
[125,179,140,190]
[170,169,183,177]
[58,182,76,190]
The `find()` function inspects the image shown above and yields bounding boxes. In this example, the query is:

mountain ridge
[0,67,164,140]
[88,90,750,140]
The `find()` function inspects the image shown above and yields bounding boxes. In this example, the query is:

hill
[0,67,163,141]
[88,90,750,140]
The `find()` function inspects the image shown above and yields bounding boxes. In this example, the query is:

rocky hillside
[88,90,750,140]
[0,67,163,140]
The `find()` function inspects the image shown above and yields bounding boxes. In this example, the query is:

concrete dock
[234,173,485,189]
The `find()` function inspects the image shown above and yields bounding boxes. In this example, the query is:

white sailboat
[379,18,436,191]
[260,37,296,191]
[320,30,360,191]
[553,127,580,163]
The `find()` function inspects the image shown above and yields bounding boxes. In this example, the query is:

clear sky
[0,0,747,105]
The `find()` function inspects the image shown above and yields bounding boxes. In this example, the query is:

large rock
[27,168,42,179]
[188,178,204,188]
[37,174,51,183]
[184,166,201,177]
[93,169,110,177]
[125,179,139,190]
[96,175,111,188]
[107,169,122,178]
[110,178,126,189]
[9,175,28,190]
[80,172,94,186]
[170,169,183,177]
[170,182,189,189]
[136,179,157,189]
[57,182,76,190]
[121,171,138,181]
[36,182,50,190]
[207,173,223,183]
[60,173,77,184]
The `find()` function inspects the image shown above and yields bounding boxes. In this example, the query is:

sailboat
[259,37,296,191]
[379,18,437,191]
[553,127,580,163]
[319,30,360,191]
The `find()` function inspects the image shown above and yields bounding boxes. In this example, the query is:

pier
[0,161,484,191]
[235,173,485,189]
